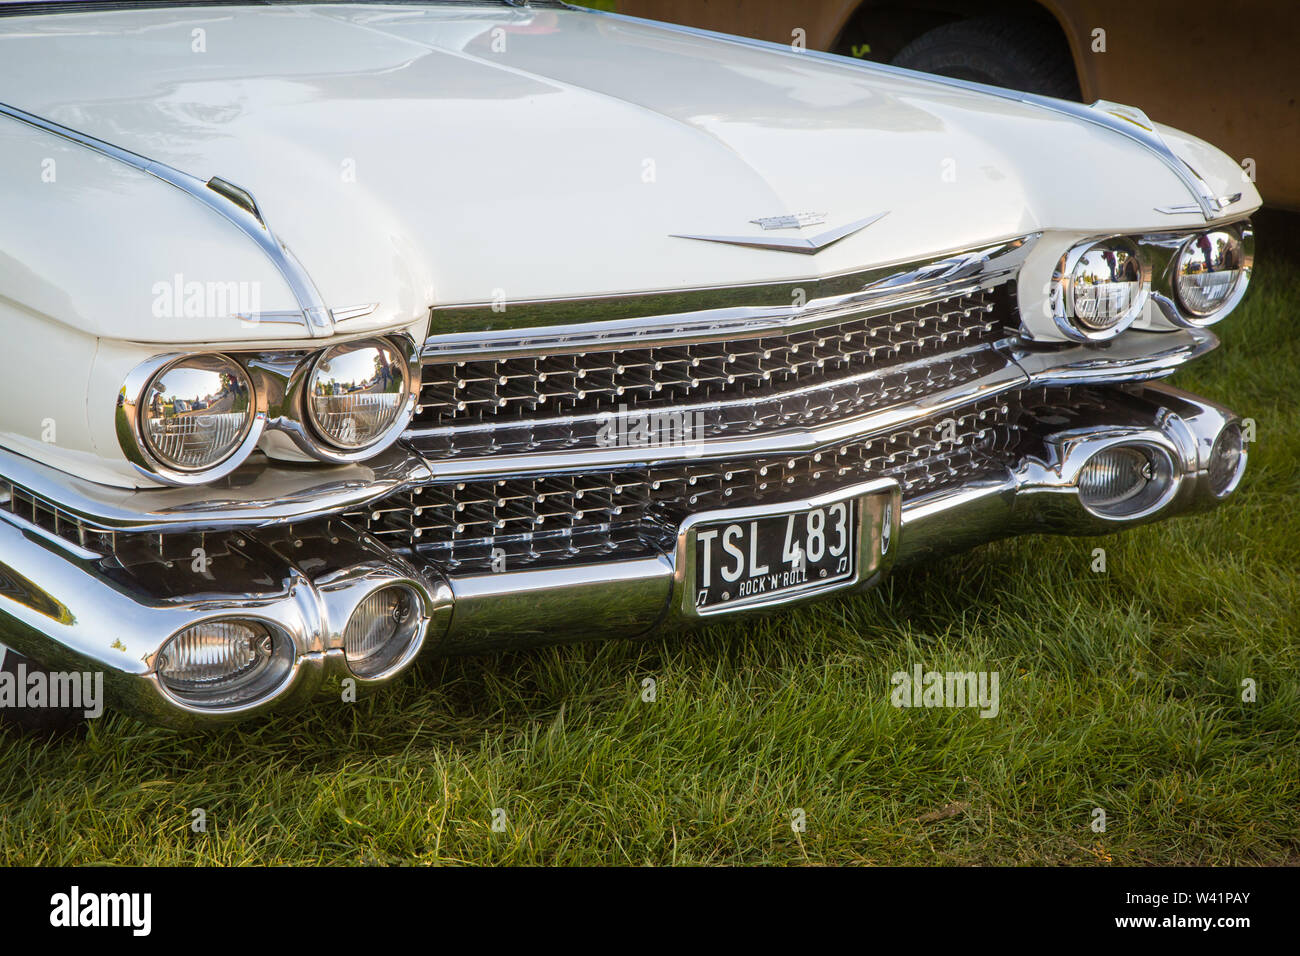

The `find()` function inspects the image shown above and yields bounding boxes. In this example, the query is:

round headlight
[1174,229,1248,319]
[141,355,255,472]
[306,339,411,451]
[1054,238,1149,341]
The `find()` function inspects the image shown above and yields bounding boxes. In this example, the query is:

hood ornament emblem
[672,211,887,255]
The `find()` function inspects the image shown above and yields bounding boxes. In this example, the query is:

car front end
[0,1,1259,727]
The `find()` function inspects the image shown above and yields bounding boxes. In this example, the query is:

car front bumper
[0,379,1244,728]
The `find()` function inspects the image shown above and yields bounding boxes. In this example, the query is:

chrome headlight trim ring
[1145,221,1253,330]
[1050,236,1152,343]
[251,334,420,465]
[116,353,267,487]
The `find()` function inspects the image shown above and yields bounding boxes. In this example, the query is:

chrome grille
[411,285,1013,458]
[347,394,1024,573]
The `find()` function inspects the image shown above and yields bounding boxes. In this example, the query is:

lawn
[1,212,1296,866]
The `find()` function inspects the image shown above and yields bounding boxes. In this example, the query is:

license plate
[676,480,900,617]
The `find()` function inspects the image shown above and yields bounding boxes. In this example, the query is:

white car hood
[0,1,1257,343]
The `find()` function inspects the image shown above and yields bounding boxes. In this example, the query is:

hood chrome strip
[0,100,337,337]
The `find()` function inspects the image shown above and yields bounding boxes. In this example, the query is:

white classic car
[0,0,1257,728]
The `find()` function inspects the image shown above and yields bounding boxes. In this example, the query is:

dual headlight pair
[1051,223,1253,342]
[119,337,417,484]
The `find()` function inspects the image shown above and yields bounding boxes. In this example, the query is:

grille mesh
[346,395,1023,573]
[414,286,1011,440]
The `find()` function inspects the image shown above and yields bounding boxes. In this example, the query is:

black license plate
[691,500,857,612]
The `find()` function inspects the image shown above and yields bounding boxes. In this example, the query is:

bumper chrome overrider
[0,372,1244,727]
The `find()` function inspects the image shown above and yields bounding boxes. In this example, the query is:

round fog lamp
[141,355,255,471]
[307,339,410,451]
[1175,229,1247,320]
[156,619,287,706]
[344,584,425,680]
[1077,445,1173,518]
[1208,424,1244,497]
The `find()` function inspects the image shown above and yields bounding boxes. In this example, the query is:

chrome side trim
[1156,193,1242,216]
[1009,327,1219,386]
[0,100,337,337]
[587,12,1227,221]
[0,442,431,536]
[423,236,1037,354]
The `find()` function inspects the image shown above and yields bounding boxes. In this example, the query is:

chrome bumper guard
[0,381,1244,727]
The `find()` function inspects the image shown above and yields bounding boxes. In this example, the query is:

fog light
[156,619,290,707]
[1208,424,1245,497]
[1077,444,1174,518]
[344,584,425,679]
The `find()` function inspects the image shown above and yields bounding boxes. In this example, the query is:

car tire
[891,16,1082,100]
[0,641,89,736]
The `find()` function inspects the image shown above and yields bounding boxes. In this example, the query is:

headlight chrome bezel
[1148,222,1254,329]
[303,337,416,456]
[255,333,420,465]
[117,353,267,486]
[1050,236,1152,342]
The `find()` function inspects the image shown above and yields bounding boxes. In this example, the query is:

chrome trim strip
[0,443,431,535]
[1156,193,1242,216]
[0,100,337,337]
[423,236,1037,355]
[1009,327,1219,386]
[587,12,1227,221]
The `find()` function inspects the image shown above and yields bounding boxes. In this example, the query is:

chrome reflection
[1051,237,1150,342]
[142,356,255,471]
[306,339,409,451]
[1174,229,1248,317]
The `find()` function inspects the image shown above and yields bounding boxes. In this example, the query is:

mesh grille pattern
[415,286,1010,434]
[346,395,1023,573]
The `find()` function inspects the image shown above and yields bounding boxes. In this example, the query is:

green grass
[2,214,1298,866]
